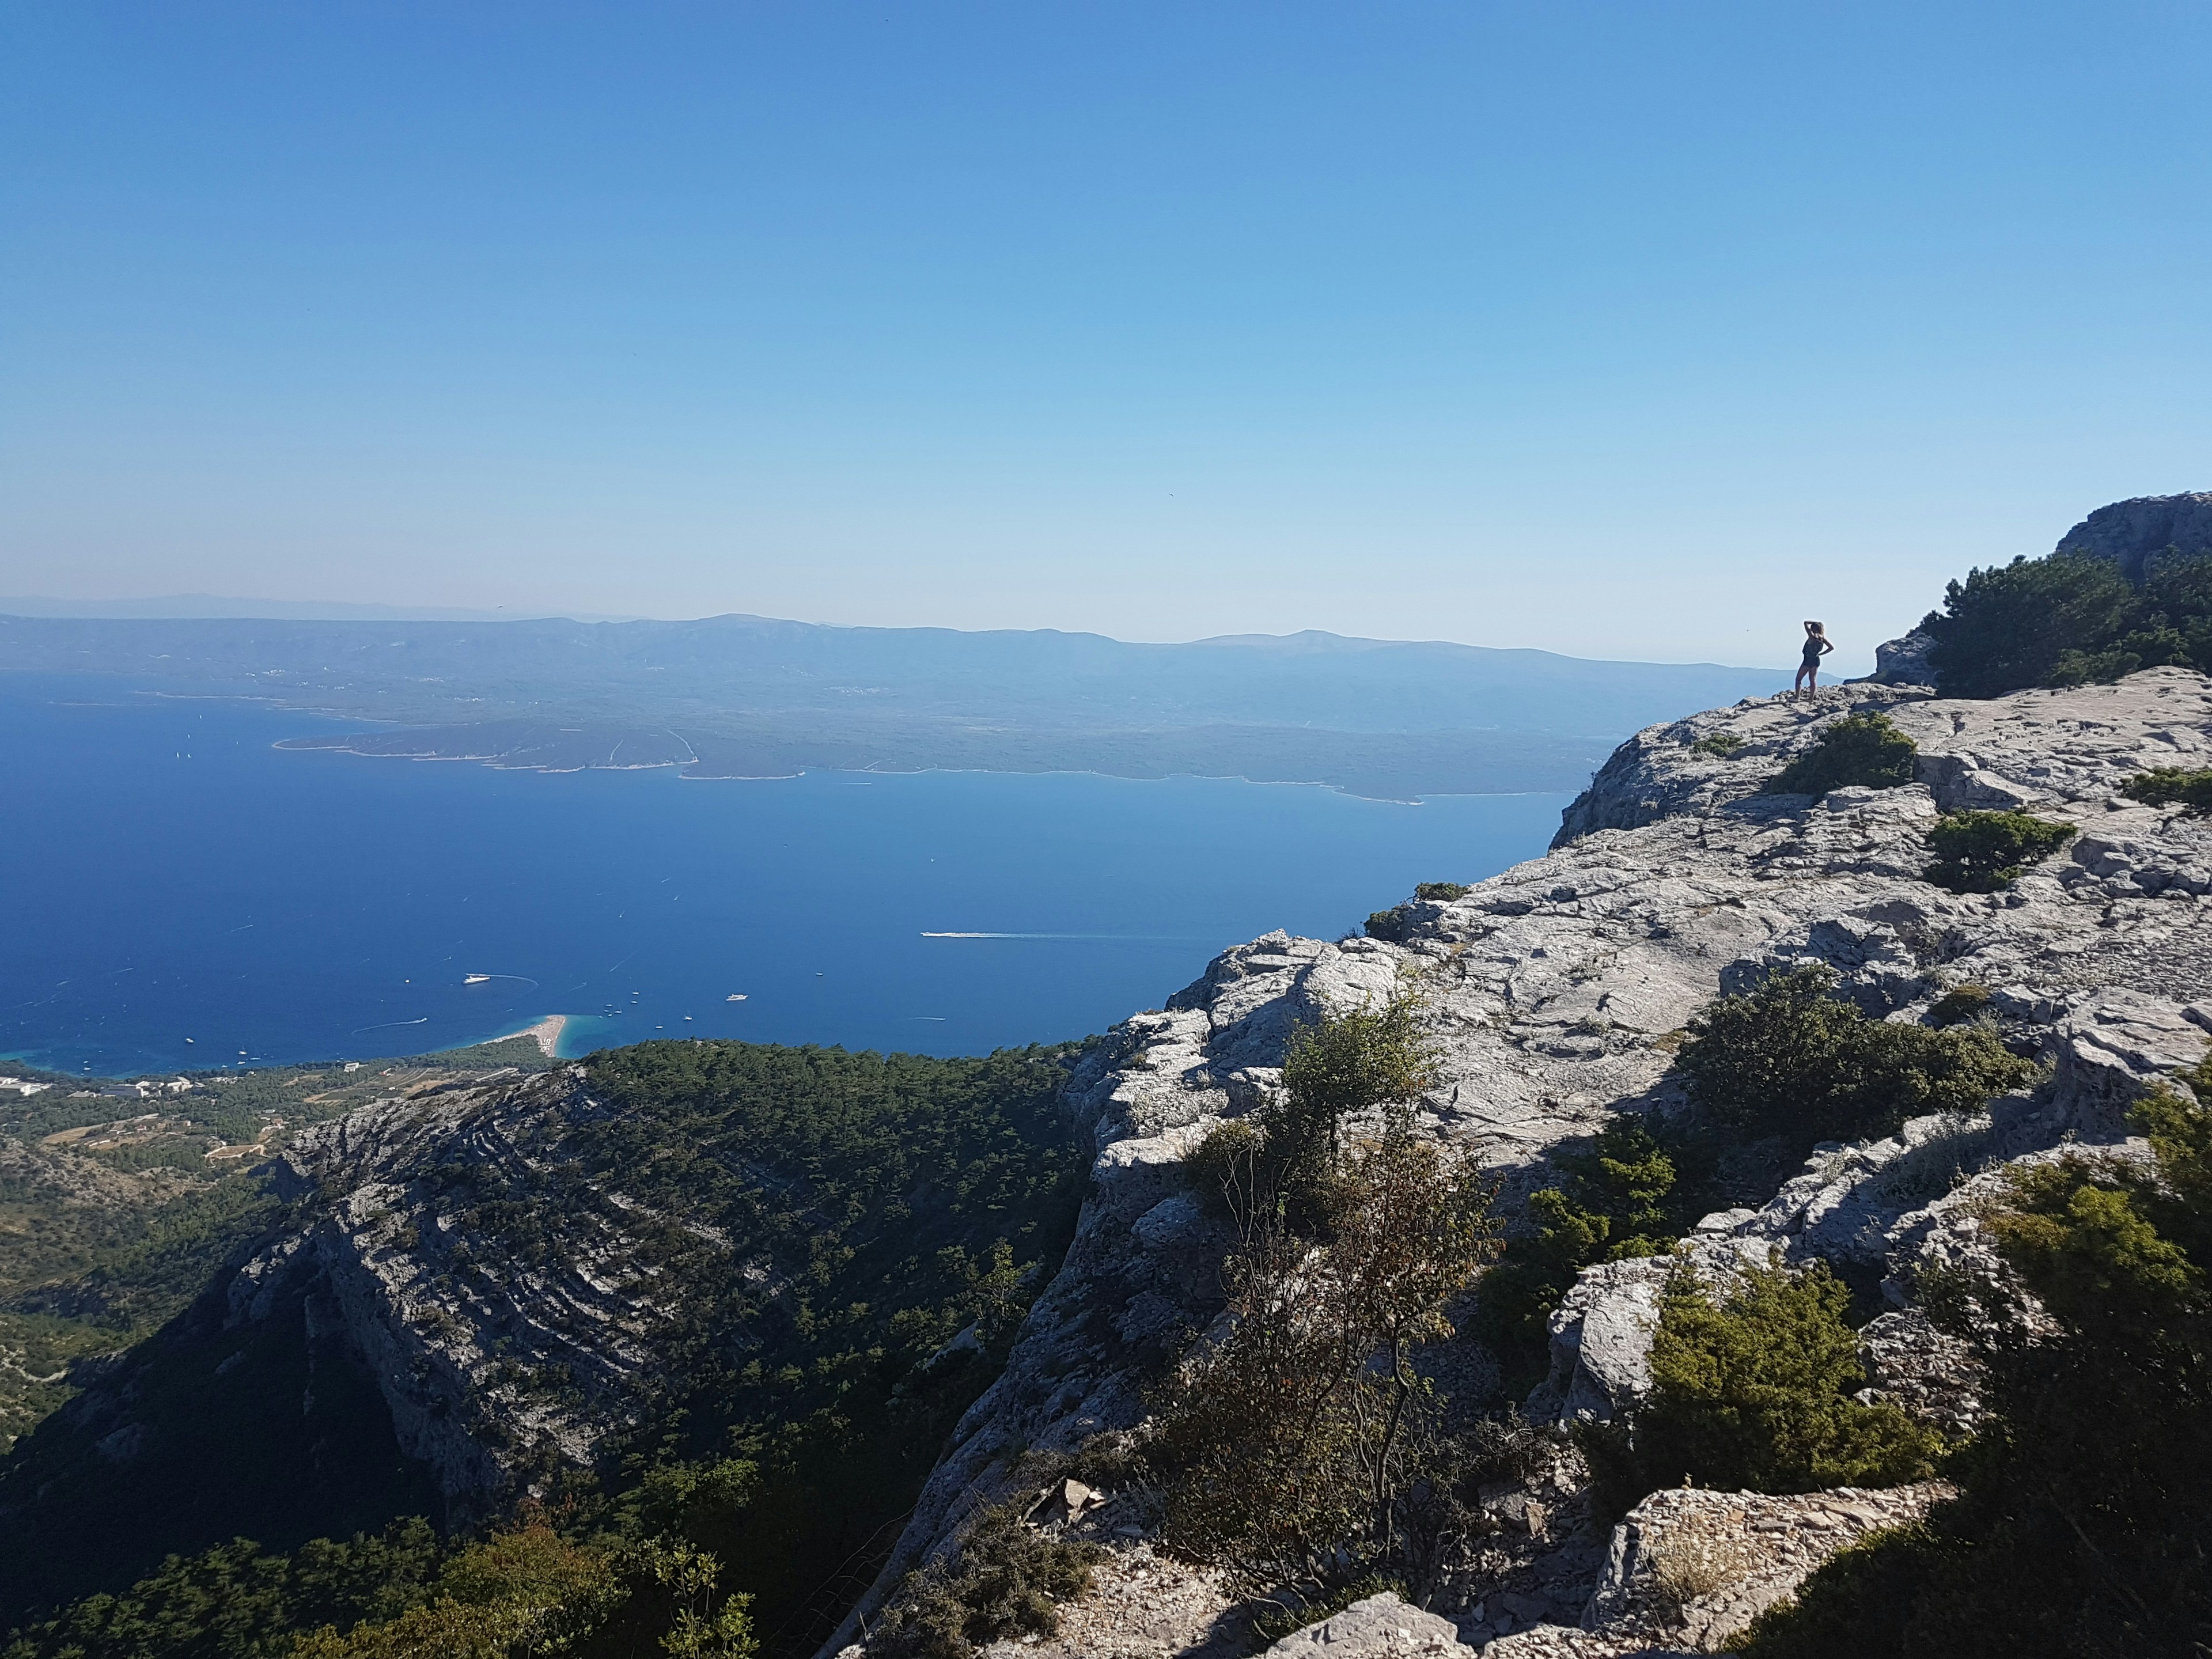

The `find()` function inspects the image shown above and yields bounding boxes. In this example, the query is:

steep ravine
[820,666,2212,1657]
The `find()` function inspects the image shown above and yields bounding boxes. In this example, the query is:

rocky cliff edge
[824,666,2212,1656]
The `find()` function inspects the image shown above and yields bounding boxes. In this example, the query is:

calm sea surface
[3,675,1573,1075]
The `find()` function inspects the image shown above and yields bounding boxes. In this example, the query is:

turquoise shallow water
[2,675,1575,1075]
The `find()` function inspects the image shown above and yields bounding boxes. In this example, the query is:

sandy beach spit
[498,1014,569,1058]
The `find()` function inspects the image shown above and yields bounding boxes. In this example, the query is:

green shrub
[1162,994,1481,1609]
[1478,1117,1685,1378]
[1922,810,2077,893]
[1368,885,1472,940]
[1762,714,1917,797]
[876,1503,1103,1659]
[1691,730,1747,757]
[1921,552,2146,698]
[1675,967,2035,1152]
[2120,766,2212,814]
[1925,983,1994,1027]
[290,1525,635,1659]
[1264,982,1437,1225]
[1158,1125,1499,1604]
[1581,1259,1945,1518]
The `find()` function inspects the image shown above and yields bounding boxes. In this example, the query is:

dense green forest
[1921,547,2212,696]
[0,1038,1090,1659]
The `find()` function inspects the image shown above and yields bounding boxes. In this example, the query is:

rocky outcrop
[1553,666,2212,847]
[1235,1481,1948,1659]
[1484,1482,1950,1657]
[1535,980,2212,1433]
[825,668,2212,1657]
[1867,628,1936,687]
[1264,1594,1468,1659]
[226,1070,678,1518]
[2056,490,2212,581]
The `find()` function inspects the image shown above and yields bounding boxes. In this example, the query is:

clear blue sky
[5,2,2209,670]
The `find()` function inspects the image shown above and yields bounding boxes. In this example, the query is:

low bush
[2120,766,2212,814]
[1182,1118,1264,1218]
[1368,884,1472,940]
[1762,714,1917,797]
[1690,731,1747,757]
[1675,967,2035,1152]
[1263,982,1438,1225]
[1580,1259,1945,1518]
[1925,983,1993,1027]
[1922,811,2077,893]
[1157,1122,1499,1607]
[1476,1116,1686,1380]
[874,1503,1103,1659]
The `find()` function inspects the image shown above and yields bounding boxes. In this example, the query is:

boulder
[1867,628,1937,687]
[1264,1593,1472,1659]
[1568,1482,1952,1653]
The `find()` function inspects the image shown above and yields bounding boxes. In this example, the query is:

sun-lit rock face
[825,667,2212,1657]
[236,1069,669,1518]
[2055,490,2212,582]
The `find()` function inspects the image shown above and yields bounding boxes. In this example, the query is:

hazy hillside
[0,613,1782,797]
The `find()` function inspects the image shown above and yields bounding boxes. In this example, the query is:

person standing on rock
[1794,620,1834,699]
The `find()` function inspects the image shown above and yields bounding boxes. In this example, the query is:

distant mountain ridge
[0,612,1784,797]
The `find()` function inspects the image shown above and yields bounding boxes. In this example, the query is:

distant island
[0,612,1781,797]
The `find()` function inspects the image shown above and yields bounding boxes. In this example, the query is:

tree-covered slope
[0,1039,1090,1658]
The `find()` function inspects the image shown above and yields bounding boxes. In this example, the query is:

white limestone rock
[828,671,2212,1657]
[1567,1482,1951,1653]
[1264,1593,1472,1659]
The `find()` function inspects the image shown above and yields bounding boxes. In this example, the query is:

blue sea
[2,675,1573,1076]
